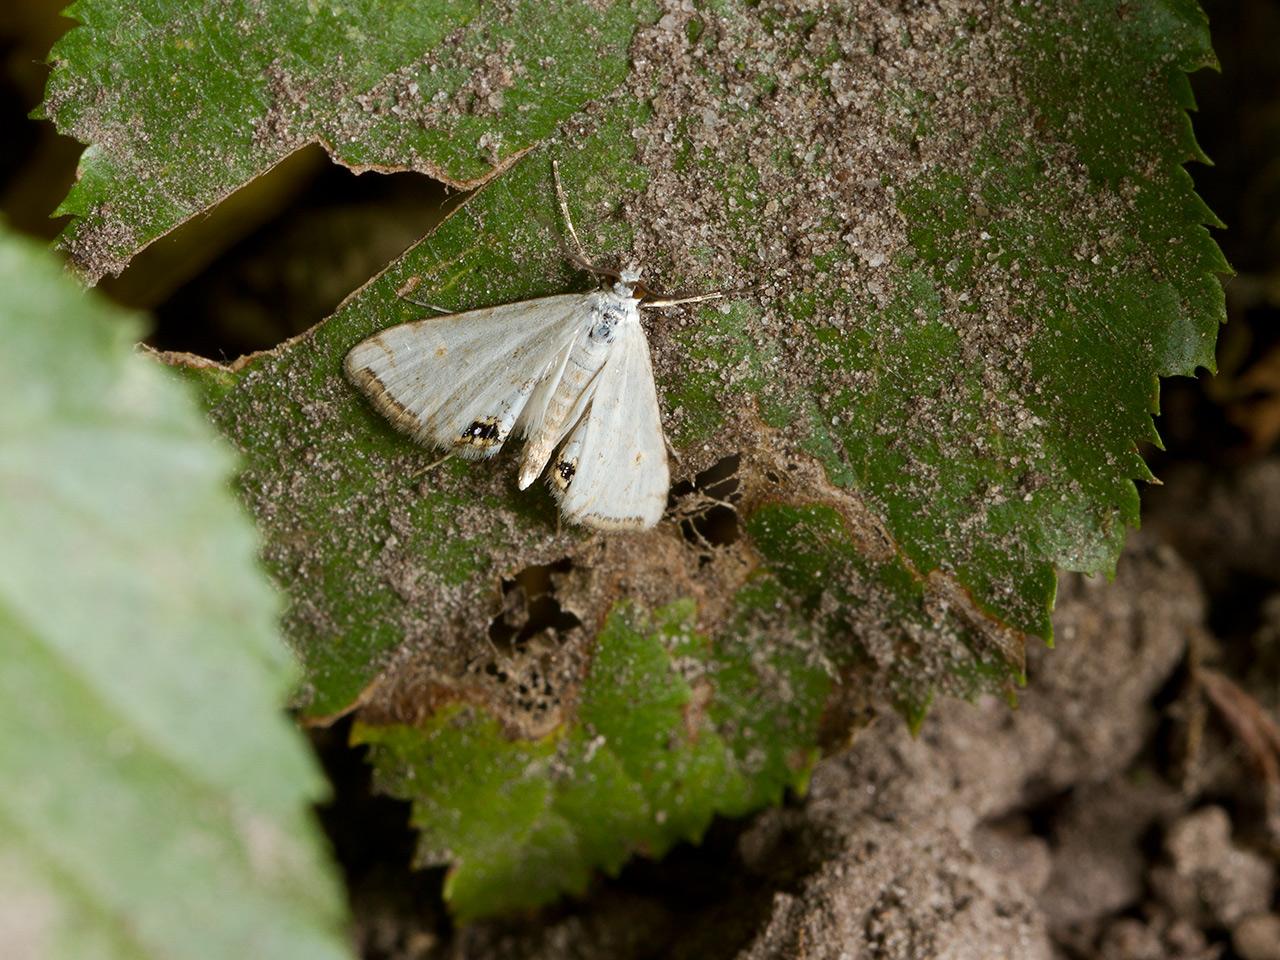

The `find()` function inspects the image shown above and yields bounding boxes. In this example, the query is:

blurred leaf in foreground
[0,225,352,960]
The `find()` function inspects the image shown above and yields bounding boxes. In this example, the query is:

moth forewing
[344,294,586,458]
[346,254,690,530]
[517,290,626,491]
[553,319,669,530]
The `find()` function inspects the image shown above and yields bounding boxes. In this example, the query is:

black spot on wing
[457,417,503,448]
[552,457,576,492]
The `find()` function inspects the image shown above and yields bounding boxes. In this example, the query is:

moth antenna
[641,291,725,309]
[552,159,594,270]
[643,281,762,309]
[565,248,619,281]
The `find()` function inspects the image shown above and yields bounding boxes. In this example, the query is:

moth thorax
[589,304,624,344]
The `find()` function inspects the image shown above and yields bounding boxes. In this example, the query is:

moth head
[615,264,643,298]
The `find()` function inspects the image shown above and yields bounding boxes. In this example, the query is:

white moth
[344,164,720,530]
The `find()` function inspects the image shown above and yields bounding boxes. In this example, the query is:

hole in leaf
[103,144,466,360]
[477,558,582,729]
[669,453,743,559]
[486,557,579,650]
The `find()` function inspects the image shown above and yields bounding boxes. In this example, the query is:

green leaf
[43,0,1227,918]
[354,594,828,921]
[43,0,651,281]
[0,226,351,960]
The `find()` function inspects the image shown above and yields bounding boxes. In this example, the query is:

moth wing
[344,294,587,458]
[513,291,608,446]
[554,321,669,529]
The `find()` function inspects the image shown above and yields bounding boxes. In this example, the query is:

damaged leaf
[44,0,1228,918]
[43,0,649,280]
[354,597,828,921]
